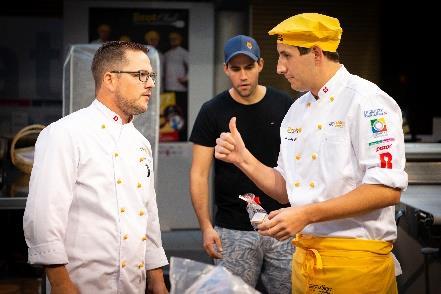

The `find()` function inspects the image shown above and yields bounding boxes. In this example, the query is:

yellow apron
[292,234,397,294]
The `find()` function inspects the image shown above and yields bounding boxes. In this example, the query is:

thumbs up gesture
[214,117,246,165]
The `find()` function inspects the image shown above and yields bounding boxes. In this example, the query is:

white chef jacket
[276,66,408,241]
[23,99,168,293]
[164,46,188,92]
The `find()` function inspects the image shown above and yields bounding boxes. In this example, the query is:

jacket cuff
[362,168,408,190]
[28,241,68,265]
[144,247,169,270]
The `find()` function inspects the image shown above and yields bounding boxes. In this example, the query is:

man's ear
[102,72,117,92]
[223,63,229,76]
[311,46,324,64]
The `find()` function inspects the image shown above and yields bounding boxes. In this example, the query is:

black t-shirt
[189,87,294,231]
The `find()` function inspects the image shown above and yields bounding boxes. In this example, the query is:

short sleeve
[350,89,408,190]
[189,102,218,147]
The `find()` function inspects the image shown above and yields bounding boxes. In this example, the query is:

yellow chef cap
[268,13,343,52]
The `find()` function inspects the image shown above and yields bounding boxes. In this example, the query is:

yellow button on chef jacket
[276,66,408,242]
[24,100,168,293]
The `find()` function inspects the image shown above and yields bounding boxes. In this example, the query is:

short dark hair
[91,41,148,89]
[297,46,340,62]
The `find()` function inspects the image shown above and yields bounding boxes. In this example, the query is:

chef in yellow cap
[213,13,407,293]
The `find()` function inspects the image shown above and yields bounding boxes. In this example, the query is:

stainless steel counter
[405,143,441,160]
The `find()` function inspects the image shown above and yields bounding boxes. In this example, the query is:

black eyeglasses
[111,70,157,83]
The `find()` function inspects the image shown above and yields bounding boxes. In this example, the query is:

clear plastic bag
[239,193,268,230]
[169,257,260,294]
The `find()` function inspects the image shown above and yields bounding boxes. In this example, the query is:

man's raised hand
[214,117,245,164]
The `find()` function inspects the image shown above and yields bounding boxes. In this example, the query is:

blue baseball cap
[224,35,261,64]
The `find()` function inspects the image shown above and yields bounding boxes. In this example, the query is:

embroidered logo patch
[379,152,393,169]
[376,144,392,152]
[370,117,387,134]
[364,108,387,118]
[139,147,152,177]
[328,120,345,128]
[287,127,302,134]
[284,137,297,142]
[368,137,395,146]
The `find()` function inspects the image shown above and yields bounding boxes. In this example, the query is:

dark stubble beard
[234,84,256,99]
[115,92,147,117]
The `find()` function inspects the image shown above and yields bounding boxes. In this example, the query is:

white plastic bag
[169,257,260,294]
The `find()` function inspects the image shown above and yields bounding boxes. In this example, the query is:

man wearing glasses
[24,41,168,294]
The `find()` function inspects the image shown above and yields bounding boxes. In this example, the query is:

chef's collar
[317,65,348,99]
[93,99,134,125]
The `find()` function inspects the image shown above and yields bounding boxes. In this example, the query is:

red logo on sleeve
[379,152,393,169]
[376,144,392,152]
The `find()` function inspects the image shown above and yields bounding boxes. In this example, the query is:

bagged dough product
[239,193,268,230]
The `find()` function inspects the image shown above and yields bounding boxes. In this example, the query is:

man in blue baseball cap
[224,34,260,63]
[189,35,294,293]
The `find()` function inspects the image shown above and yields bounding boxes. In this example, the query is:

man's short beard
[116,93,146,117]
[234,86,254,98]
